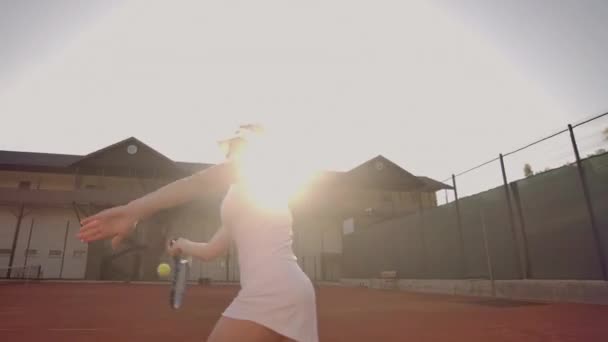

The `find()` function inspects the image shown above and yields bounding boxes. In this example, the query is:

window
[25,249,38,256]
[18,181,31,190]
[127,144,138,155]
[342,218,355,235]
[49,250,63,258]
[73,250,87,258]
[85,184,105,190]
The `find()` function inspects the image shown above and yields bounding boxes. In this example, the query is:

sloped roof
[175,161,215,173]
[344,155,425,190]
[416,176,453,192]
[0,150,79,168]
[70,137,175,167]
[0,140,449,192]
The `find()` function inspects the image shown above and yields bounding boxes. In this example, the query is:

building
[0,137,451,282]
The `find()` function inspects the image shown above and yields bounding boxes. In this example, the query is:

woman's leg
[207,316,287,342]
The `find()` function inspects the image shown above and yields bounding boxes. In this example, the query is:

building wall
[79,174,164,192]
[0,168,216,281]
[0,205,87,279]
[0,170,169,192]
[0,205,18,269]
[0,171,74,190]
[0,169,145,279]
[292,215,344,281]
[39,174,75,191]
[343,188,436,217]
[0,167,442,281]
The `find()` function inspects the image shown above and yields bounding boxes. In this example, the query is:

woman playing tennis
[78,124,319,342]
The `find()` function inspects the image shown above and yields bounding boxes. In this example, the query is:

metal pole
[314,256,317,281]
[452,174,459,201]
[59,220,71,279]
[23,218,35,270]
[479,205,496,297]
[451,174,467,278]
[72,202,82,223]
[510,182,532,278]
[416,192,428,277]
[7,204,25,278]
[320,223,325,282]
[74,167,80,189]
[499,154,524,279]
[568,124,607,279]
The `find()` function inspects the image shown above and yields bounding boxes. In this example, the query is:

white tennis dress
[220,184,319,342]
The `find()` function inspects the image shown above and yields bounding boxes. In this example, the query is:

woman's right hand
[77,205,139,250]
[167,238,186,257]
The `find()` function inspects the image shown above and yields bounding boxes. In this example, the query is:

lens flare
[236,132,319,211]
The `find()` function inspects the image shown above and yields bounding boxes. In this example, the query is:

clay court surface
[1,282,606,342]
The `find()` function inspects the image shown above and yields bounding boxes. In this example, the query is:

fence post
[23,218,35,270]
[59,220,71,279]
[416,193,428,278]
[451,174,467,278]
[478,203,496,297]
[7,204,25,278]
[320,222,325,282]
[314,256,318,282]
[499,153,524,279]
[568,124,607,280]
[509,182,532,279]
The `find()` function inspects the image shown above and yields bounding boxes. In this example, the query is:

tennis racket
[169,239,190,310]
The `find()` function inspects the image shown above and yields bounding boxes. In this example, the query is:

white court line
[0,328,102,332]
[0,328,104,332]
[48,328,101,331]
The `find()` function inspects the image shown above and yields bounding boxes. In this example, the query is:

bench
[379,270,398,290]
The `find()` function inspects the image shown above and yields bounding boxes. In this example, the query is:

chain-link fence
[343,111,608,280]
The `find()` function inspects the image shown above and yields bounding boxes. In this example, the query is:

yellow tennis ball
[157,263,171,278]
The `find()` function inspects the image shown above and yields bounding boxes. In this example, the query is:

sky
[1,0,607,197]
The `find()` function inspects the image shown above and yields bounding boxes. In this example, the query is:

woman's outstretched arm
[77,162,235,248]
[124,162,234,219]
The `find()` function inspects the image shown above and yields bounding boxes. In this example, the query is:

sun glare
[236,131,320,211]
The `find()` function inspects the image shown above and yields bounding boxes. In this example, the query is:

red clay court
[1,282,606,342]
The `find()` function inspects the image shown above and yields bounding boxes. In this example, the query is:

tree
[523,163,534,177]
[587,148,607,158]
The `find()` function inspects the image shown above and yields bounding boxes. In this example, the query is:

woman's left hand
[78,205,139,249]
